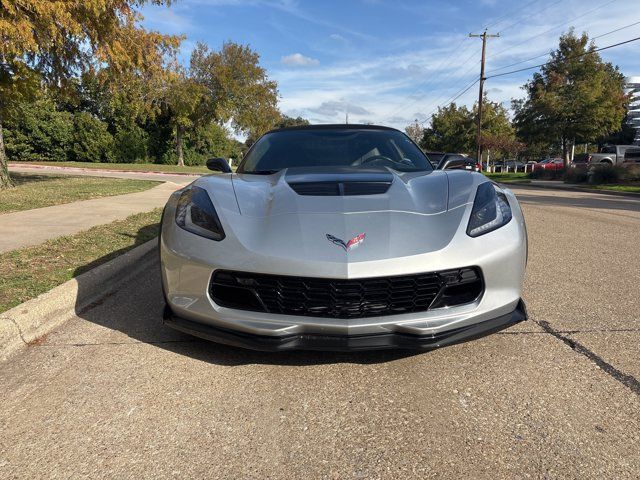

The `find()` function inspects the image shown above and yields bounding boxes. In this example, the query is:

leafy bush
[113,125,149,163]
[529,167,565,180]
[622,165,640,182]
[160,123,245,166]
[589,165,624,184]
[564,168,589,184]
[72,112,115,163]
[4,100,73,161]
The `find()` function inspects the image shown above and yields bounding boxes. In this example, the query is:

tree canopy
[512,30,627,164]
[0,0,180,187]
[420,98,516,159]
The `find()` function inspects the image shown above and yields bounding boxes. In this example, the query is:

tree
[276,115,310,129]
[405,119,424,144]
[245,114,310,147]
[0,0,180,187]
[420,103,475,153]
[420,97,513,158]
[190,42,280,140]
[159,41,280,166]
[163,71,207,166]
[512,30,627,166]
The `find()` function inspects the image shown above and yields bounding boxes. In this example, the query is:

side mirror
[439,158,467,170]
[206,157,232,173]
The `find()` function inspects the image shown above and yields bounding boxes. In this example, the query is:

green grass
[0,209,162,313]
[12,160,210,174]
[578,184,640,193]
[1,173,159,214]
[483,172,531,183]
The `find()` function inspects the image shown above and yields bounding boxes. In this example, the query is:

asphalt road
[1,186,639,479]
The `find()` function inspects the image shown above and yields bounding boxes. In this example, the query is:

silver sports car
[160,125,527,351]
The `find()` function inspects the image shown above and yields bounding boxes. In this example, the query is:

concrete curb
[0,239,158,362]
[500,181,640,199]
[9,162,203,177]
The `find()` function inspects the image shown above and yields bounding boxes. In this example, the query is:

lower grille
[209,268,483,319]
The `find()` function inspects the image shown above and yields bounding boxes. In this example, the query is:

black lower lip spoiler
[163,300,527,352]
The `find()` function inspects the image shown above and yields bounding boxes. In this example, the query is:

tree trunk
[0,116,13,188]
[562,137,569,167]
[176,125,185,167]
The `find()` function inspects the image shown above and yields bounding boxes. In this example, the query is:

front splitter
[163,300,527,352]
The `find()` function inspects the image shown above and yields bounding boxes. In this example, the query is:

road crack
[1,316,28,345]
[535,319,640,396]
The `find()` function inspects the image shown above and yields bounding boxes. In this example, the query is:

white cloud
[329,33,346,42]
[281,53,320,67]
[308,100,371,117]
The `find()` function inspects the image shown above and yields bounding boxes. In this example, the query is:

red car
[534,158,565,171]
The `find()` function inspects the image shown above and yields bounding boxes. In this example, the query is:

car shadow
[73,228,422,367]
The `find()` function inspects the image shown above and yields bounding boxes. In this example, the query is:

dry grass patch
[1,173,159,214]
[0,209,162,313]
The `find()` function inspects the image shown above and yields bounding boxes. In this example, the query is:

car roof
[265,124,401,134]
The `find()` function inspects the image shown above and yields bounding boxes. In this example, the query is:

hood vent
[285,166,394,196]
[288,181,391,196]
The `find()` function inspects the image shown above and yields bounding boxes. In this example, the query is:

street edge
[0,238,158,362]
[499,180,640,198]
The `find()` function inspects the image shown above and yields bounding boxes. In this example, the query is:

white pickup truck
[588,145,636,165]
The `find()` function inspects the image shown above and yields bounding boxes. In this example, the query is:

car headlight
[175,186,225,241]
[466,182,512,237]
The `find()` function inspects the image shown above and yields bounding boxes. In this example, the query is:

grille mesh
[210,269,482,319]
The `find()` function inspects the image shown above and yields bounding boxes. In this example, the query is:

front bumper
[163,299,527,351]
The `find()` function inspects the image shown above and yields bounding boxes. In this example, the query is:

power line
[485,35,640,79]
[481,0,542,31]
[418,79,479,125]
[416,33,640,126]
[495,0,564,34]
[382,36,470,120]
[385,0,549,121]
[400,47,482,120]
[488,19,640,74]
[487,0,619,60]
[594,19,640,39]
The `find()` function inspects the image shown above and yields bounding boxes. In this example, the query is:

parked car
[436,154,480,172]
[589,145,636,165]
[570,152,590,168]
[534,158,564,171]
[424,152,445,168]
[622,147,640,164]
[501,159,526,172]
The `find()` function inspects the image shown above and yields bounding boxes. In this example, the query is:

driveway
[1,186,638,479]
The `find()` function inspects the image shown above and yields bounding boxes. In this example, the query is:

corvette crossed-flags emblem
[326,233,366,252]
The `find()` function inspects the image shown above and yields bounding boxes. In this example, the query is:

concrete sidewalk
[0,182,182,253]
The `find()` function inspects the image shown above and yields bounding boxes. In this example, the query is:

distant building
[626,76,640,145]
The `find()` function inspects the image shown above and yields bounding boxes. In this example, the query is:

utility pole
[469,30,499,166]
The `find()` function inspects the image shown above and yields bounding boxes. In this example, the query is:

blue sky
[141,0,640,130]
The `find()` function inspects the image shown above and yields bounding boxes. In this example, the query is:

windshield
[238,128,433,173]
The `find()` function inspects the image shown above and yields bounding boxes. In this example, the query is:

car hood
[194,168,480,263]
